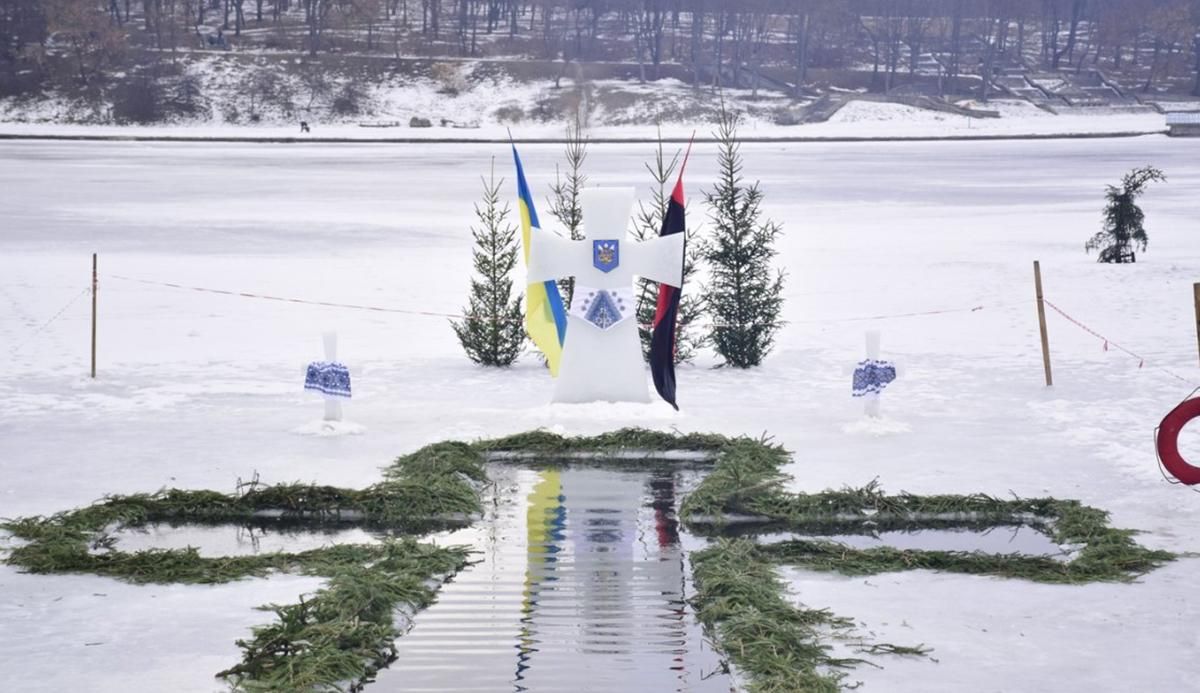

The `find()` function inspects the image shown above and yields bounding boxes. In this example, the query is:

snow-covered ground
[2,135,1200,691]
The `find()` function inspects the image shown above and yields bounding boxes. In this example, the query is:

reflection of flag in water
[650,471,687,679]
[515,470,565,683]
[649,144,692,410]
[512,145,568,376]
[650,471,680,549]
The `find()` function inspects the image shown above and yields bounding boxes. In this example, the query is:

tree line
[3,1,1199,97]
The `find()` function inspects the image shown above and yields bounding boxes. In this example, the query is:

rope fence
[1043,298,1198,387]
[107,273,1008,329]
[9,286,92,356]
[109,274,464,319]
[6,267,1199,393]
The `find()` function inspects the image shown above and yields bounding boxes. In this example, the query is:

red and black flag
[649,142,692,410]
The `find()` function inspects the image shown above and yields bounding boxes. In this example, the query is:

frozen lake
[2,136,1200,692]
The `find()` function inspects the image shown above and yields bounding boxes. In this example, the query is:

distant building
[1166,112,1200,137]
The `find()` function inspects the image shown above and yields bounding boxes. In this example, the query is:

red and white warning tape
[1044,298,1197,386]
[792,304,989,324]
[10,286,92,355]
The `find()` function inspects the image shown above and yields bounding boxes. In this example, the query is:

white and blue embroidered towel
[305,361,352,398]
[852,359,896,397]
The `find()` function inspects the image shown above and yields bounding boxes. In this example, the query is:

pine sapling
[1086,166,1166,264]
[452,160,525,366]
[702,106,786,368]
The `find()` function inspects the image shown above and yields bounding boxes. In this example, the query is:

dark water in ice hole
[106,463,734,692]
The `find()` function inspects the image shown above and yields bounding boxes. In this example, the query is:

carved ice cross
[528,187,684,403]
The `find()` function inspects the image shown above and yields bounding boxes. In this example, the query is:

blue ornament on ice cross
[593,239,620,273]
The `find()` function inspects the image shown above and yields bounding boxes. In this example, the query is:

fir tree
[702,106,786,368]
[1085,166,1166,264]
[547,120,587,307]
[632,129,706,363]
[452,160,525,367]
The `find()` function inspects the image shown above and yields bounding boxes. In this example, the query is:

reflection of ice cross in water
[528,188,684,403]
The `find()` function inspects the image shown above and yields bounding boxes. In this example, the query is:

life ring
[1156,397,1200,485]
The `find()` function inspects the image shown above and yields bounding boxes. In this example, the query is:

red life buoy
[1156,398,1200,485]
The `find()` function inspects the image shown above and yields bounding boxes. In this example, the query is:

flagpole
[648,133,695,411]
[676,132,696,277]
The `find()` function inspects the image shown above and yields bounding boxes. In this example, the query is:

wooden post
[1194,282,1200,367]
[91,253,97,379]
[1034,261,1052,387]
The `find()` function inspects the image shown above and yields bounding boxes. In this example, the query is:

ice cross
[528,187,684,403]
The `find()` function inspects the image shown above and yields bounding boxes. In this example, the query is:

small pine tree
[702,106,786,368]
[1086,166,1166,264]
[632,129,706,363]
[547,120,588,306]
[452,160,525,366]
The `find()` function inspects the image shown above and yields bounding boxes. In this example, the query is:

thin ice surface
[2,137,1200,691]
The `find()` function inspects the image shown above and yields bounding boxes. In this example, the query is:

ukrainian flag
[512,144,568,376]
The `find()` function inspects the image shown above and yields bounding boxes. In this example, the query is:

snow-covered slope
[0,57,1180,140]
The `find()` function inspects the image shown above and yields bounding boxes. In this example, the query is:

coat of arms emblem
[592,239,619,273]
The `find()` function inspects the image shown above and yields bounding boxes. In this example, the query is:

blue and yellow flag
[512,145,568,376]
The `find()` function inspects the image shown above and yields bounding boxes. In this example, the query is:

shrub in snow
[112,74,164,124]
[702,106,786,368]
[331,82,362,115]
[452,160,525,367]
[771,107,804,126]
[494,105,524,123]
[237,68,294,122]
[431,62,467,95]
[409,116,432,127]
[170,74,206,117]
[1086,166,1166,264]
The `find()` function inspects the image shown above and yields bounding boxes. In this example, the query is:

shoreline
[0,128,1169,144]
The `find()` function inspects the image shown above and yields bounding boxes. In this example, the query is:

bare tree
[304,0,334,54]
[43,0,124,84]
[627,0,667,82]
[1192,0,1200,95]
[1047,0,1083,70]
[1142,0,1192,92]
[980,0,1012,101]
